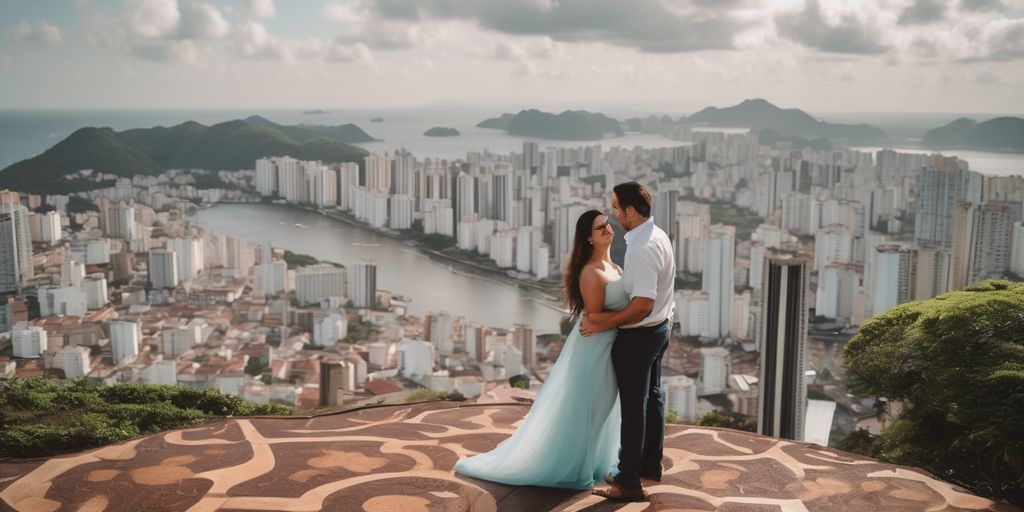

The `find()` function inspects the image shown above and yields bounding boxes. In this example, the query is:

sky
[1,0,1023,114]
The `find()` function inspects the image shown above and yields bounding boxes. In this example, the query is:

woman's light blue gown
[454,278,628,489]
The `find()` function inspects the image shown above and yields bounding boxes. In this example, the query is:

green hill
[682,98,888,145]
[924,116,1024,152]
[424,126,460,137]
[477,109,623,140]
[0,117,372,194]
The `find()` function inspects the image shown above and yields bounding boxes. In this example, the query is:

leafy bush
[0,378,290,458]
[697,410,757,432]
[67,196,99,214]
[404,389,465,403]
[843,280,1024,505]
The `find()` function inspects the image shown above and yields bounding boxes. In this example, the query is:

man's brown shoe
[592,476,647,502]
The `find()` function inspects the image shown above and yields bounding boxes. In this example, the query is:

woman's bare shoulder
[580,264,611,285]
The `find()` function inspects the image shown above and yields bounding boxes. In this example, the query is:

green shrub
[843,280,1024,505]
[0,377,291,458]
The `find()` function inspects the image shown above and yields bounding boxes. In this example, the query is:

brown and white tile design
[0,402,1018,511]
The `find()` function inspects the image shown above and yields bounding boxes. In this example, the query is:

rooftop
[0,401,1017,511]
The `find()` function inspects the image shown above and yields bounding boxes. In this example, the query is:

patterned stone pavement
[0,401,1018,512]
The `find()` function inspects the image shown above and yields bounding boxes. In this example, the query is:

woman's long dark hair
[563,209,604,320]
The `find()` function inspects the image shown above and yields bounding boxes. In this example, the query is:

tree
[244,359,265,377]
[509,375,530,390]
[697,411,756,432]
[843,280,1024,506]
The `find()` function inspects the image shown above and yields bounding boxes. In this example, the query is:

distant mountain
[242,115,376,144]
[924,117,1024,152]
[477,113,516,130]
[477,109,624,140]
[0,117,371,194]
[922,117,977,147]
[681,98,888,145]
[423,127,460,137]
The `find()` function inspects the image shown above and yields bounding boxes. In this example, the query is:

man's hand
[580,315,598,337]
[580,311,610,336]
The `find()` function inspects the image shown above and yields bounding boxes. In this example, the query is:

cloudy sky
[1,0,1022,113]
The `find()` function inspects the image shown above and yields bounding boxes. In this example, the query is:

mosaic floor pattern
[0,401,1018,511]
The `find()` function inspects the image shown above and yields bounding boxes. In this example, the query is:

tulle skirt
[454,321,620,489]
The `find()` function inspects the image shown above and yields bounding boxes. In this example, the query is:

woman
[454,209,628,489]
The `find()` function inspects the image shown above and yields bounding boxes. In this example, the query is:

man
[581,182,676,502]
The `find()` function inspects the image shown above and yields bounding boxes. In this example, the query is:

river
[195,203,566,333]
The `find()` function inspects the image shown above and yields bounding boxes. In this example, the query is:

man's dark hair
[613,182,652,218]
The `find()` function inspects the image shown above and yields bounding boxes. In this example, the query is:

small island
[423,126,460,137]
[476,109,623,140]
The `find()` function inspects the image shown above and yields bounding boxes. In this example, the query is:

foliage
[509,375,530,390]
[0,378,290,458]
[67,196,100,214]
[404,389,464,403]
[419,233,455,251]
[842,280,1024,505]
[343,321,378,344]
[190,171,232,190]
[665,410,681,424]
[282,250,319,268]
[697,411,757,432]
[244,359,266,377]
[835,428,883,458]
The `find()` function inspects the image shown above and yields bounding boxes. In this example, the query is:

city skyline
[1,0,1023,113]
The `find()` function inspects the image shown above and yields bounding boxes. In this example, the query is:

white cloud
[775,0,890,55]
[125,0,181,39]
[327,41,376,67]
[180,0,231,40]
[240,0,276,20]
[322,0,368,23]
[10,20,63,45]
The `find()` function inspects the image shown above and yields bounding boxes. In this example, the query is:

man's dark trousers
[611,319,671,490]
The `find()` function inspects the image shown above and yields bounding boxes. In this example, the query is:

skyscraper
[511,323,536,369]
[0,194,32,293]
[110,320,140,365]
[148,249,178,289]
[967,202,1013,284]
[392,149,415,196]
[294,264,345,305]
[702,224,735,339]
[698,347,731,395]
[914,163,980,250]
[349,261,377,309]
[757,251,809,441]
[872,244,913,316]
[365,152,391,192]
[108,204,137,240]
[1011,222,1024,277]
[493,170,514,224]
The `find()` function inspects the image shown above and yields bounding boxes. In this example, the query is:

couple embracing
[455,182,676,502]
